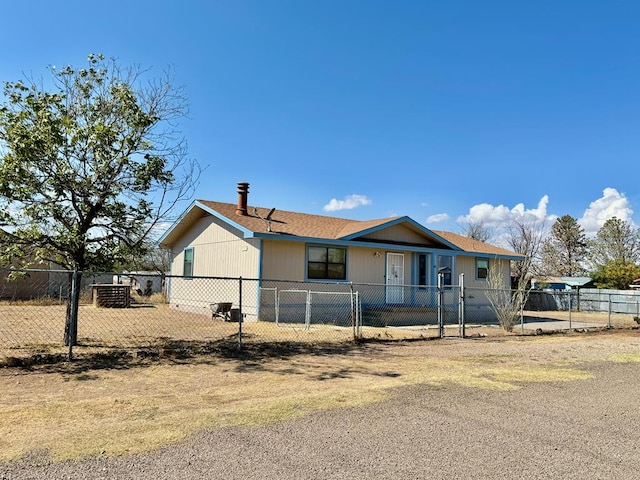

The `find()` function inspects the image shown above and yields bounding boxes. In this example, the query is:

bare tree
[485,257,521,332]
[506,216,547,288]
[461,219,494,243]
[484,217,546,332]
[131,245,172,274]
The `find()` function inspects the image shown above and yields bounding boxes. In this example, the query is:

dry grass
[523,309,638,327]
[2,330,640,462]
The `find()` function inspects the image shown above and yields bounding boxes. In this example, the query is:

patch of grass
[0,297,65,306]
[609,351,640,363]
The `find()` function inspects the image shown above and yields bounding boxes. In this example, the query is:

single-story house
[531,277,594,291]
[159,182,524,324]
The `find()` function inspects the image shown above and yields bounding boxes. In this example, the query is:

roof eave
[339,216,462,251]
[254,232,514,256]
[159,200,256,247]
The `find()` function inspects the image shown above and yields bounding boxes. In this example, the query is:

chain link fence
[1,269,639,361]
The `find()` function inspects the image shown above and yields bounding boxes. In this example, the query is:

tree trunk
[63,270,82,346]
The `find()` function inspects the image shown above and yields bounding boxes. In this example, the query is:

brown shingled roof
[198,200,365,238]
[194,200,522,258]
[432,230,523,257]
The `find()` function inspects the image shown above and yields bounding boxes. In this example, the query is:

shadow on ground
[1,336,407,375]
[5,326,634,375]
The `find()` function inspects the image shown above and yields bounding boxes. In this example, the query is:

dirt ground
[2,329,640,479]
[1,301,637,364]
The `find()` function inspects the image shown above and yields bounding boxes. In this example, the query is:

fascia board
[457,251,527,262]
[157,199,199,246]
[158,200,256,247]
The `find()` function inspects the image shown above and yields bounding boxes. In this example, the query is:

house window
[183,247,194,277]
[437,255,452,286]
[418,254,427,289]
[307,246,347,280]
[476,258,489,280]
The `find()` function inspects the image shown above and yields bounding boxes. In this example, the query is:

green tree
[588,217,640,269]
[540,215,587,276]
[0,54,198,346]
[591,260,640,290]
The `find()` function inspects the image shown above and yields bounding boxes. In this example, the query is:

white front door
[386,253,404,303]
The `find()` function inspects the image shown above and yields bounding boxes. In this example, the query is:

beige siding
[458,256,511,310]
[167,215,260,318]
[359,224,438,246]
[456,256,510,289]
[262,242,395,285]
[261,240,306,281]
[169,215,260,279]
[167,275,261,320]
[347,247,387,284]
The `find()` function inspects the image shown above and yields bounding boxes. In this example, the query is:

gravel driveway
[3,359,638,479]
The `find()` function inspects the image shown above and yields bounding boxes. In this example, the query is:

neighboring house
[159,182,524,323]
[0,268,51,300]
[0,265,162,301]
[531,277,594,291]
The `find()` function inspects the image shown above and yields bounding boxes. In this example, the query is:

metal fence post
[458,273,465,338]
[349,282,356,341]
[437,273,444,338]
[238,276,243,350]
[608,293,612,329]
[305,290,311,330]
[568,290,572,330]
[576,287,581,312]
[520,291,524,334]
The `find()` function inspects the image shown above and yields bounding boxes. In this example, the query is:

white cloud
[323,194,372,212]
[579,188,635,236]
[426,213,450,223]
[456,195,555,227]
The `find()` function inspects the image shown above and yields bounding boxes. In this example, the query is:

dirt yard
[1,301,638,364]
[1,328,640,479]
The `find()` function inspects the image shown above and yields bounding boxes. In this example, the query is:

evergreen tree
[588,217,640,268]
[540,215,587,276]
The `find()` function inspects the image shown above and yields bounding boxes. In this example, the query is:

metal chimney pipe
[236,182,250,216]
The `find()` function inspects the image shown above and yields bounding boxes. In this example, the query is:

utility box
[92,284,131,308]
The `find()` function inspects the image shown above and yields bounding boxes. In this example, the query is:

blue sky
[1,1,639,241]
